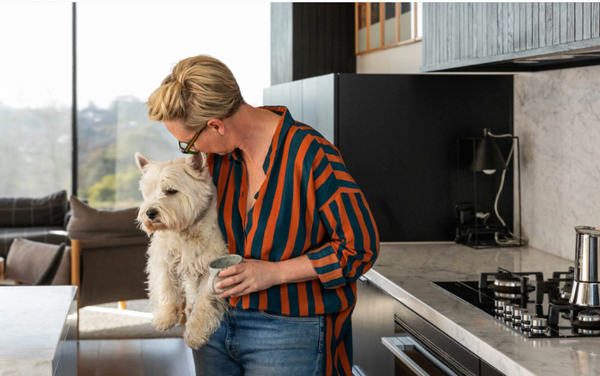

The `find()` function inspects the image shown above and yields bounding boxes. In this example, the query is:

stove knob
[531,318,549,335]
[522,313,533,330]
[513,308,527,326]
[513,308,527,319]
[504,304,515,320]
[495,300,507,316]
[531,318,547,328]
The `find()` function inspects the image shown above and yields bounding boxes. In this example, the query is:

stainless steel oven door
[382,335,459,376]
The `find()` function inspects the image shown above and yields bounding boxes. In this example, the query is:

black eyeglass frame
[178,127,205,155]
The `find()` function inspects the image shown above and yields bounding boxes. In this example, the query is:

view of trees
[77,96,180,208]
[0,96,180,208]
[0,102,72,199]
[1,3,269,209]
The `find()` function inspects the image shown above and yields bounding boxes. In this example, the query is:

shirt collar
[228,106,295,174]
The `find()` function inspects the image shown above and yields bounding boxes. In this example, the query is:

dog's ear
[135,152,152,172]
[188,153,207,172]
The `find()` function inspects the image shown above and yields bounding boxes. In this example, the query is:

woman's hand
[215,258,283,299]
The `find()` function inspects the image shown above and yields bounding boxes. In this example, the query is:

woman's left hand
[215,258,282,299]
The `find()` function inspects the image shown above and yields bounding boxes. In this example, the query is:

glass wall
[76,2,271,208]
[0,3,72,198]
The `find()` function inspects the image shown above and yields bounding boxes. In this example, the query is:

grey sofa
[0,190,71,284]
[0,190,71,258]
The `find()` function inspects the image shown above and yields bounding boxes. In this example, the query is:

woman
[146,55,379,376]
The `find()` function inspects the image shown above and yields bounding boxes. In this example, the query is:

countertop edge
[365,269,538,376]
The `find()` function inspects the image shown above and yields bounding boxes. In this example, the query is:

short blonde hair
[146,55,244,132]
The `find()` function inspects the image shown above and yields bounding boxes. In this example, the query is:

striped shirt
[206,106,379,376]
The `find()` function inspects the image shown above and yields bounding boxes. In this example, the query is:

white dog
[135,152,229,349]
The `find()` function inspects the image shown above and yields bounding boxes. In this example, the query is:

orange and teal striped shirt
[206,106,380,376]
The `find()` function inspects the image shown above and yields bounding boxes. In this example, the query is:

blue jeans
[192,307,325,376]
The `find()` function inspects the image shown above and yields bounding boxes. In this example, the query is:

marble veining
[371,243,600,376]
[514,66,600,261]
[0,286,77,375]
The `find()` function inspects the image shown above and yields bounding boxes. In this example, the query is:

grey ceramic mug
[207,254,243,295]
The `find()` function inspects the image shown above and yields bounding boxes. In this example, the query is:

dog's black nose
[146,208,158,220]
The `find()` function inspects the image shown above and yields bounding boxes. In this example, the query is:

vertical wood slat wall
[423,2,600,71]
[292,3,355,82]
[271,3,355,86]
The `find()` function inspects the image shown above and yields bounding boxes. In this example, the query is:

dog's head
[135,152,214,235]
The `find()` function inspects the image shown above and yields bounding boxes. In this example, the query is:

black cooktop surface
[432,280,599,338]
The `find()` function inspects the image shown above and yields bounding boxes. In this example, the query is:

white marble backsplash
[514,65,600,261]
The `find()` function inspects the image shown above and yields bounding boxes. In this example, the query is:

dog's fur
[135,152,229,349]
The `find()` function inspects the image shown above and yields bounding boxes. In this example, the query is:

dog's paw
[152,306,180,331]
[184,328,210,349]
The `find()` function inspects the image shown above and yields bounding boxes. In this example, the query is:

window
[77,3,271,208]
[0,3,72,198]
[355,2,422,55]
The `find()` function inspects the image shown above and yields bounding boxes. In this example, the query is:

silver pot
[570,226,600,307]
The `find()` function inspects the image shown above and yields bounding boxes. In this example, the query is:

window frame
[355,2,422,56]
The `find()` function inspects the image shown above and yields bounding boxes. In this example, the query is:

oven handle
[382,337,459,376]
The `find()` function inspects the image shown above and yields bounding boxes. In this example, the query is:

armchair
[1,239,67,286]
[66,195,150,336]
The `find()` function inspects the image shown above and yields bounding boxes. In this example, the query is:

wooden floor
[78,338,196,376]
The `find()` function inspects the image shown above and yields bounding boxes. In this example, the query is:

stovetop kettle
[570,226,600,307]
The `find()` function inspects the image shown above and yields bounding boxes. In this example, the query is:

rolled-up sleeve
[306,145,380,289]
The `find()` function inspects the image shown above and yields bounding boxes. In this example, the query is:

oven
[353,275,504,376]
[381,323,461,376]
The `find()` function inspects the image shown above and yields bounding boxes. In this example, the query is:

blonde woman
[147,55,379,376]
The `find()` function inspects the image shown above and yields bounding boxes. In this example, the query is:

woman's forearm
[276,255,318,284]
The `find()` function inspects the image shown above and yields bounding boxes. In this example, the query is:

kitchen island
[0,286,78,376]
[364,243,597,376]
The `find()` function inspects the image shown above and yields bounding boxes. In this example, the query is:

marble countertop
[0,286,78,375]
[368,243,600,376]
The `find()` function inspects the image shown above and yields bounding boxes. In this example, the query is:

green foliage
[87,166,143,208]
[1,95,180,206]
[87,174,116,206]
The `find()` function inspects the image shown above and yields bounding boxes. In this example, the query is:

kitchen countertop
[367,243,599,376]
[0,286,78,376]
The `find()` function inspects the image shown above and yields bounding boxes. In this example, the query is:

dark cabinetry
[354,277,396,376]
[264,74,514,242]
[353,276,505,376]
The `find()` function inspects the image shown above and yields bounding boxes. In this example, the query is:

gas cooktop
[432,267,600,338]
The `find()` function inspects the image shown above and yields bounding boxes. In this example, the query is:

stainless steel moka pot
[570,226,600,307]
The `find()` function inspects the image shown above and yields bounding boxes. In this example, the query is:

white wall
[357,42,423,74]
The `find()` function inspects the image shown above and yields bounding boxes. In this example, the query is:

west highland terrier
[135,152,229,349]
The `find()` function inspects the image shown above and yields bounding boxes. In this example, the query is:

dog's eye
[166,188,178,195]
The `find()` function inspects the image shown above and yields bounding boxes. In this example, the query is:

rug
[78,299,185,340]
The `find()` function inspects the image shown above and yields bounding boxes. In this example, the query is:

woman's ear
[207,119,226,136]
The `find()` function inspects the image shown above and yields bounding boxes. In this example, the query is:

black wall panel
[336,74,514,242]
[292,3,356,82]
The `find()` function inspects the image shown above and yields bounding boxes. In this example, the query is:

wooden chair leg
[70,239,81,341]
[118,301,127,310]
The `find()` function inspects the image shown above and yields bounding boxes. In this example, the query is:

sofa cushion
[66,195,145,240]
[0,190,68,228]
[5,238,71,285]
[0,227,69,259]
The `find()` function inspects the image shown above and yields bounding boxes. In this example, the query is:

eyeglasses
[178,127,205,155]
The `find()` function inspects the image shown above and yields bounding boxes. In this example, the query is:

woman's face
[164,119,235,155]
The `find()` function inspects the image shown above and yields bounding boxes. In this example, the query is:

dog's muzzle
[146,208,159,220]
